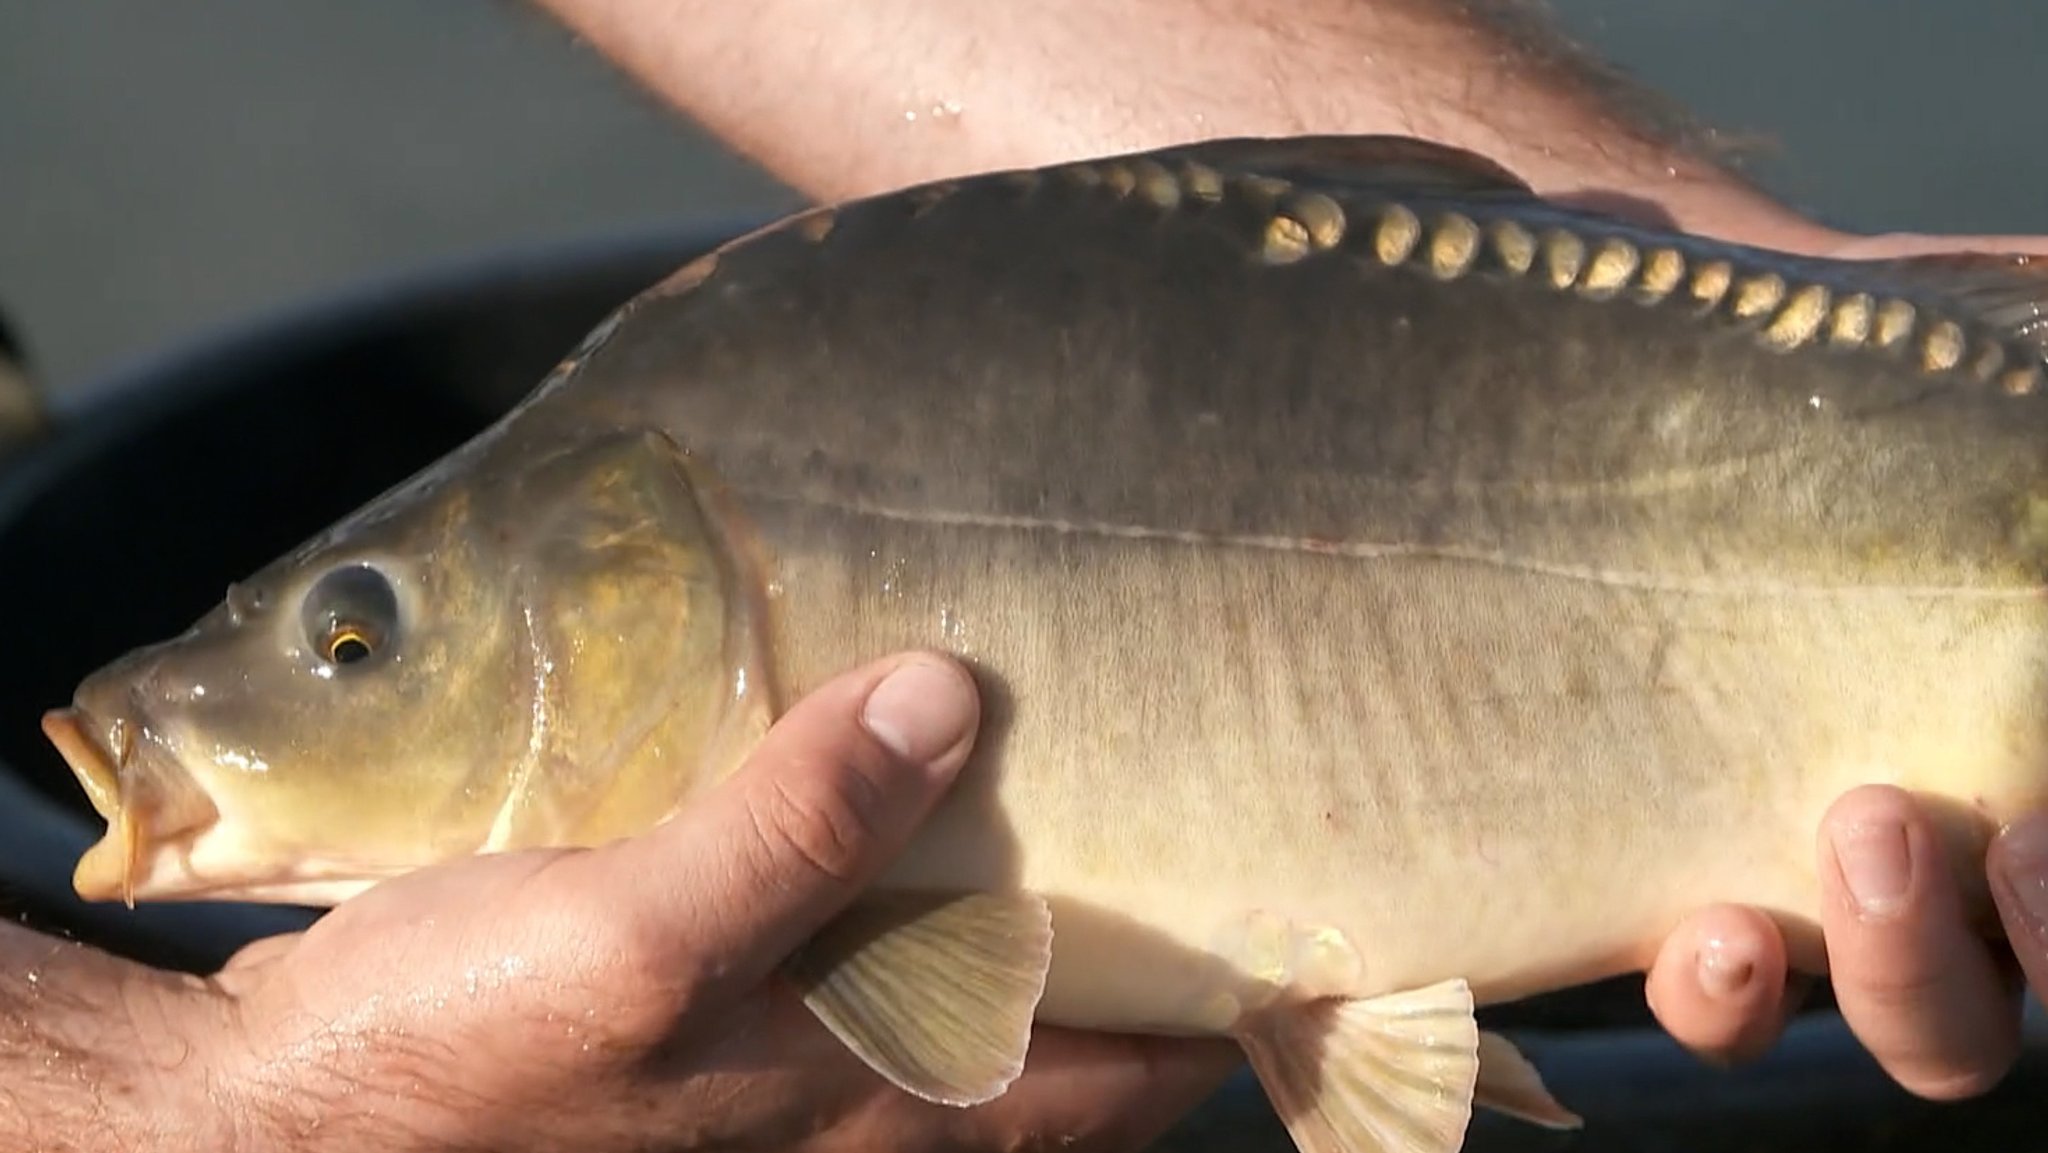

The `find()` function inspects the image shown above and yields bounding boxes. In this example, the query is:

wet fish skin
[40,134,2048,1153]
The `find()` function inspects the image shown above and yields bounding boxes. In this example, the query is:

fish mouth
[40,704,218,907]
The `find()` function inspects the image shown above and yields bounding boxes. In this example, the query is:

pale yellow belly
[757,506,2048,1034]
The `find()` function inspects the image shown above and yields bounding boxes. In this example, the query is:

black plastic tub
[0,219,2042,1152]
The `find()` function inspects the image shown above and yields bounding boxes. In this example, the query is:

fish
[37,133,2048,1153]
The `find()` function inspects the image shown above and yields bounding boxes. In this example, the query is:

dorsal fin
[1144,134,1537,198]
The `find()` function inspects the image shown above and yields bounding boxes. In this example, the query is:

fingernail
[1696,934,1756,1001]
[861,657,977,772]
[1994,812,2048,933]
[1830,817,1912,916]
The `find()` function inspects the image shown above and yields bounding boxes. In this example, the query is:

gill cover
[483,425,751,850]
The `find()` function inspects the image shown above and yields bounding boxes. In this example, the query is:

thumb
[588,650,982,1000]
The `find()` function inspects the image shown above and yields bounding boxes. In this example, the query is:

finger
[1825,232,2048,260]
[1643,903,1791,1066]
[693,990,1242,1153]
[1819,784,2020,1100]
[956,1030,1243,1153]
[1986,811,2048,1000]
[576,651,982,996]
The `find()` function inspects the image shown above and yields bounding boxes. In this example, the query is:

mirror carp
[42,135,2048,1153]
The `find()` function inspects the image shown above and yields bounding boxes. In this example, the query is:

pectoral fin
[1236,978,1480,1153]
[786,890,1054,1107]
[1475,1031,1582,1130]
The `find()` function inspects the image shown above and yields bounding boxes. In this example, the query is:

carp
[41,135,2048,1153]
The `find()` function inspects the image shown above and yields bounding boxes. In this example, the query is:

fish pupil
[330,633,372,664]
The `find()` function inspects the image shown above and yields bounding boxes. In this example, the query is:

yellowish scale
[1923,320,1967,373]
[1488,220,1537,276]
[1541,229,1585,289]
[1875,299,1918,348]
[1134,160,1183,211]
[1689,259,1733,309]
[1828,293,1875,346]
[1574,238,1639,300]
[1730,272,1786,320]
[1425,214,1481,280]
[1763,285,1831,351]
[1373,204,1422,265]
[1633,246,1684,304]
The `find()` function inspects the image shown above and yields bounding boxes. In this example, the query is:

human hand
[1642,783,2038,1099]
[168,651,1237,1153]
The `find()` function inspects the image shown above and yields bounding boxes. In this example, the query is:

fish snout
[42,676,220,905]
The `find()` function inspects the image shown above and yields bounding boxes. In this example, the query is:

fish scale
[38,134,2048,1153]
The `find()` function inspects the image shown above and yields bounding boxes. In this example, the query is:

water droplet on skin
[939,607,970,653]
[880,557,909,598]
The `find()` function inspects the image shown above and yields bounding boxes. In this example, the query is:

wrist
[100,969,255,1153]
[0,930,235,1152]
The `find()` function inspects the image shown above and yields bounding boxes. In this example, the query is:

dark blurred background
[3,0,2047,407]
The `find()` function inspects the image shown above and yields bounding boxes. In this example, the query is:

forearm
[530,0,1841,251]
[0,922,217,1152]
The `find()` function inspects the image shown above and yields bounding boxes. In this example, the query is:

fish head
[43,425,754,906]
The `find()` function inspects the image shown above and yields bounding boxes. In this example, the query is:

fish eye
[300,563,400,668]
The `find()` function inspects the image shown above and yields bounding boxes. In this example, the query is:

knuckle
[1851,962,1946,1007]
[539,875,690,1001]
[569,912,700,1040]
[747,766,888,888]
[1842,968,1963,1037]
[574,909,664,988]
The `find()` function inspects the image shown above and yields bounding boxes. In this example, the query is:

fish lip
[41,697,386,908]
[40,700,218,905]
[41,705,124,824]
